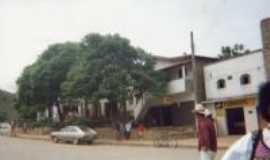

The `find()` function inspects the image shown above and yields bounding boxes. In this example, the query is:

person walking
[10,120,17,137]
[193,104,217,160]
[125,121,132,139]
[137,123,145,140]
[222,82,270,160]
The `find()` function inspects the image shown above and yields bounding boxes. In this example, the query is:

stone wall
[261,17,270,80]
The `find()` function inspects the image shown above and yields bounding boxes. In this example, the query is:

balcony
[167,78,186,94]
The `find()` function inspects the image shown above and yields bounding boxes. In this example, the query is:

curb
[14,134,229,150]
[15,134,50,142]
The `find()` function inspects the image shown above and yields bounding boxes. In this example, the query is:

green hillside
[0,89,17,121]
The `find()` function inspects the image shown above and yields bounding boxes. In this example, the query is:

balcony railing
[167,78,186,94]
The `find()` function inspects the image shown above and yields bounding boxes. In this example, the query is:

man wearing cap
[193,104,217,160]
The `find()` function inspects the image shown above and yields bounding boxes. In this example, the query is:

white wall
[244,107,258,133]
[99,99,108,116]
[167,65,186,94]
[126,96,143,111]
[204,52,267,100]
[132,98,145,119]
[168,78,186,94]
[205,104,228,136]
[154,59,177,70]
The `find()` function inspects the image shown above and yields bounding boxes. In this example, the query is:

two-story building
[203,50,266,135]
[202,17,270,136]
[133,54,217,127]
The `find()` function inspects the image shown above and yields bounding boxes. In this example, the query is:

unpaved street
[0,136,225,160]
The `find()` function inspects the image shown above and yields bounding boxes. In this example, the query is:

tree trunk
[48,102,53,120]
[56,102,64,122]
[120,101,128,124]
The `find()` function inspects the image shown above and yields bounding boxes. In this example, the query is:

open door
[226,107,246,135]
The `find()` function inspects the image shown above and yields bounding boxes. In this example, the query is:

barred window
[217,79,226,89]
[240,74,251,85]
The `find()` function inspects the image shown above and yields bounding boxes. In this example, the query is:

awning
[202,94,257,104]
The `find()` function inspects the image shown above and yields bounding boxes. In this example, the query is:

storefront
[204,96,258,136]
[142,95,195,127]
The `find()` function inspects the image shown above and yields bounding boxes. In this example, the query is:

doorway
[226,107,246,135]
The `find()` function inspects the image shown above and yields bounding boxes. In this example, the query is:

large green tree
[17,33,166,123]
[17,42,80,121]
[62,34,166,122]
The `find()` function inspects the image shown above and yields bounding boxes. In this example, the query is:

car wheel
[52,137,59,143]
[73,139,79,145]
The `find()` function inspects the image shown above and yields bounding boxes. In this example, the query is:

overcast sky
[0,0,269,93]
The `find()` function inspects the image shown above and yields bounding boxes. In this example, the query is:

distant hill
[0,89,17,121]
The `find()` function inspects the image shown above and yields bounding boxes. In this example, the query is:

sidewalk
[15,133,240,150]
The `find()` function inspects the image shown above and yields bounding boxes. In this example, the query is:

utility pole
[190,31,198,105]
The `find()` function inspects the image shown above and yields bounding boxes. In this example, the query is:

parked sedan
[0,122,11,136]
[50,126,97,145]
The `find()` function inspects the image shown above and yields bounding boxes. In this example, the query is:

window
[240,74,251,85]
[217,79,226,89]
[228,75,233,80]
[178,69,183,78]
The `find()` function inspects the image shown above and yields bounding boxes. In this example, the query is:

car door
[57,127,69,141]
[65,127,79,141]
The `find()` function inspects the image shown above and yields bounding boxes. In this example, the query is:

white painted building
[133,55,217,127]
[203,50,267,135]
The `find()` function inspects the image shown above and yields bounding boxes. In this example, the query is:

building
[134,54,217,127]
[203,17,270,136]
[203,50,266,135]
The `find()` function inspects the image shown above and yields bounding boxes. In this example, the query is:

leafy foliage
[219,44,251,59]
[16,42,81,120]
[0,89,16,121]
[17,33,166,123]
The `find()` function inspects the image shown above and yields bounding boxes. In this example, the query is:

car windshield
[79,126,91,132]
[60,127,77,132]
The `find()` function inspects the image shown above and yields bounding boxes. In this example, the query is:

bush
[32,118,52,128]
[64,117,92,127]
[31,118,63,129]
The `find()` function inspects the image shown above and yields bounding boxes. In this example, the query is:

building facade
[134,55,217,127]
[202,17,270,136]
[203,50,267,135]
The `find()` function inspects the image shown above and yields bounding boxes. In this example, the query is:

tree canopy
[219,44,251,59]
[16,42,81,120]
[16,33,166,122]
[0,89,16,122]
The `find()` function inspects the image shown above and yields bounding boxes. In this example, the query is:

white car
[50,126,97,145]
[0,122,11,136]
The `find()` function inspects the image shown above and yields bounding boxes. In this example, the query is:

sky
[0,0,269,93]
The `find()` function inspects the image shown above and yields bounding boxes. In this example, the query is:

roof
[205,49,263,67]
[157,60,191,71]
[153,54,218,71]
[153,54,218,62]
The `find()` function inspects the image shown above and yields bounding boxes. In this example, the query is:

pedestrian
[193,104,217,160]
[119,122,125,140]
[10,120,17,137]
[125,121,132,140]
[137,123,145,140]
[222,82,270,160]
